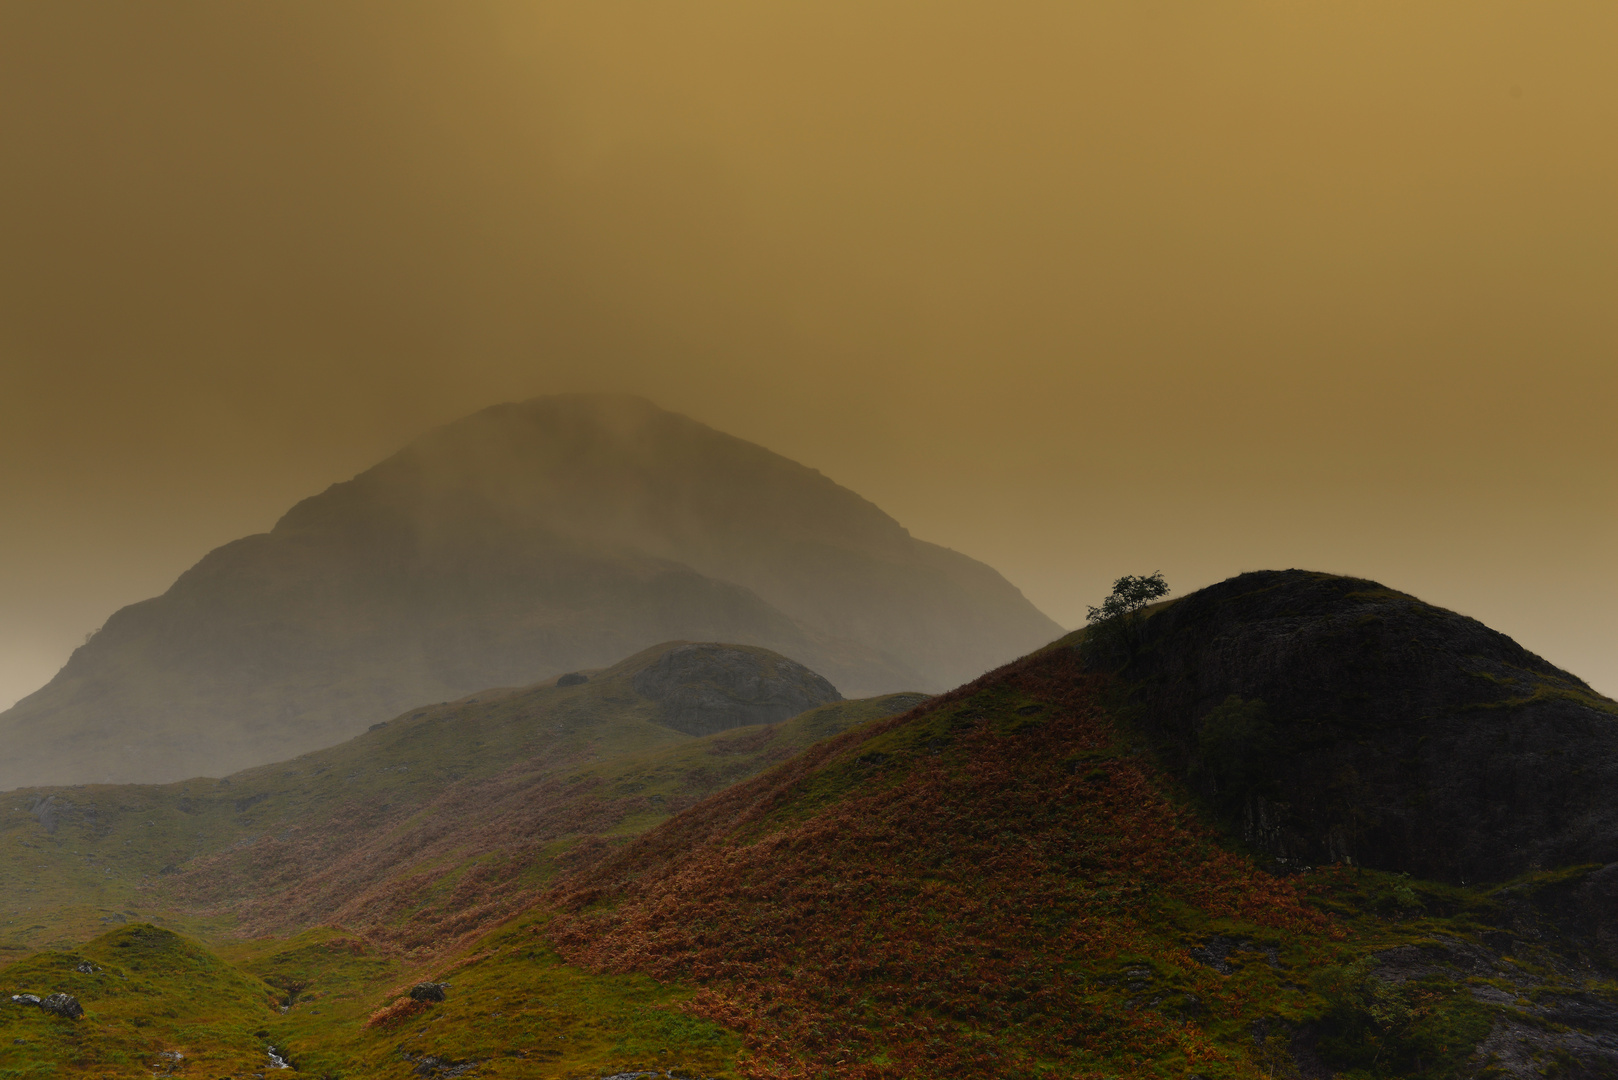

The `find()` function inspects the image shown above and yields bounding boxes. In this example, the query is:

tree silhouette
[1082,572,1169,665]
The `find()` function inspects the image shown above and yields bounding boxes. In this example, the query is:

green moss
[0,914,745,1079]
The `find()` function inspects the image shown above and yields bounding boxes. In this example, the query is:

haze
[1,0,1613,710]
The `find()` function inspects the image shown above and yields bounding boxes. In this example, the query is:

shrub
[1081,573,1168,666]
[363,996,428,1029]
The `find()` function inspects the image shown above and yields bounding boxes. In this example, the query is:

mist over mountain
[0,395,1059,788]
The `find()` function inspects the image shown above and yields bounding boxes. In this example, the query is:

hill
[8,572,1617,1078]
[1,640,920,960]
[0,394,1058,788]
[1109,570,1618,883]
[544,573,1618,1078]
[2,642,915,1078]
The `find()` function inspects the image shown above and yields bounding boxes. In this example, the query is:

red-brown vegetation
[364,996,430,1029]
[549,648,1336,1078]
[174,751,653,955]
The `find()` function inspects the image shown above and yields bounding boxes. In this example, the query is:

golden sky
[1,0,1614,706]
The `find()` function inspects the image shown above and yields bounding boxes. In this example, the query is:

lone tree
[1081,572,1169,665]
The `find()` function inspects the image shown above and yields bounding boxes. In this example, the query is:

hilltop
[0,640,919,958]
[0,394,1058,788]
[1108,570,1618,883]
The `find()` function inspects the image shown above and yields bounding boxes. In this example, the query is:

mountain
[0,394,1058,788]
[541,572,1618,1079]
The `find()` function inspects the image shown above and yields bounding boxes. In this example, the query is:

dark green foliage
[1081,572,1169,667]
[1310,960,1492,1079]
[1086,572,1170,624]
[1190,695,1279,809]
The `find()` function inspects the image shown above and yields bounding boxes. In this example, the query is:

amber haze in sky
[0,1,1613,707]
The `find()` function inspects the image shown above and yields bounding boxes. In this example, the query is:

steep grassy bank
[543,595,1618,1078]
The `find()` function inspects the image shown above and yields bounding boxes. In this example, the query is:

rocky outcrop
[1109,570,1618,885]
[24,993,83,1019]
[631,643,842,736]
[409,982,448,1002]
[28,795,69,834]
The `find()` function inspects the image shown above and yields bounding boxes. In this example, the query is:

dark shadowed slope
[0,394,1057,787]
[1106,569,1618,884]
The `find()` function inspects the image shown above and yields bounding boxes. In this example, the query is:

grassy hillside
[1,641,919,959]
[5,574,1616,1077]
[0,918,748,1079]
[0,644,921,1076]
[545,620,1618,1077]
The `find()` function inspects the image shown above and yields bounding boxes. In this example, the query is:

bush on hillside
[364,996,428,1029]
[1081,572,1169,666]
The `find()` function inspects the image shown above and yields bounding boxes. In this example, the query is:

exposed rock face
[1517,860,1618,969]
[1359,933,1618,1079]
[28,795,68,834]
[0,395,1058,788]
[409,982,448,1003]
[38,993,83,1019]
[631,643,843,736]
[1112,570,1618,884]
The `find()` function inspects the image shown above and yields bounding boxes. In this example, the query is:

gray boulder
[409,982,448,1002]
[39,993,82,1019]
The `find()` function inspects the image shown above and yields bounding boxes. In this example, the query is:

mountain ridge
[0,394,1058,788]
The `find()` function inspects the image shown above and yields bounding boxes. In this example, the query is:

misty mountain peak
[0,396,1059,788]
[276,393,913,565]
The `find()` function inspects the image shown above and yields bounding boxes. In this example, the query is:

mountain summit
[0,395,1059,787]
